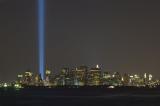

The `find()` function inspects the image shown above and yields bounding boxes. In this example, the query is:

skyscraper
[87,65,101,86]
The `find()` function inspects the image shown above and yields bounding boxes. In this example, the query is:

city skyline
[0,64,157,88]
[1,0,160,81]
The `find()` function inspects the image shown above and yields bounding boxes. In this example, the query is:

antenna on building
[96,64,99,68]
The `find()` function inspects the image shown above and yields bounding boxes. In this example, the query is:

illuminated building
[133,74,143,87]
[59,68,69,86]
[17,74,23,84]
[53,75,59,86]
[14,83,22,89]
[112,72,121,80]
[45,69,51,82]
[112,72,122,86]
[143,73,149,84]
[60,68,69,75]
[102,72,111,79]
[9,65,159,88]
[24,70,33,85]
[53,68,70,86]
[122,73,130,86]
[149,74,153,81]
[144,73,147,79]
[101,72,112,85]
[87,65,101,86]
[61,68,72,86]
[3,83,8,88]
[44,69,52,86]
[72,66,87,86]
[34,74,43,86]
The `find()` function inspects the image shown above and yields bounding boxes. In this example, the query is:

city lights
[3,83,8,88]
[0,65,157,89]
[0,65,158,89]
[14,83,22,89]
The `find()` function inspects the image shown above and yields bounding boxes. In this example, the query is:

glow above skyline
[1,0,160,81]
[38,0,45,80]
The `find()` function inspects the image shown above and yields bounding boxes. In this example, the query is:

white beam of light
[38,0,45,80]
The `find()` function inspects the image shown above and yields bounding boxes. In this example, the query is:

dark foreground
[1,87,160,106]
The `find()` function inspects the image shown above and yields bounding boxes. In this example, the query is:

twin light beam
[38,0,45,80]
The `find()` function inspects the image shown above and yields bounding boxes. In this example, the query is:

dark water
[1,87,160,106]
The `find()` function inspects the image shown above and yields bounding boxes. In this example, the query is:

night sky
[0,0,160,82]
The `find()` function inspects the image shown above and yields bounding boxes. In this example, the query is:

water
[1,87,160,106]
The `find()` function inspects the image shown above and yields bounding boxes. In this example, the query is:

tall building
[72,66,87,86]
[101,72,111,85]
[17,74,23,84]
[87,65,101,86]
[60,68,69,86]
[34,73,43,86]
[61,68,72,86]
[112,72,122,86]
[44,69,52,86]
[45,69,51,82]
[149,74,153,81]
[23,70,33,85]
[53,68,70,86]
[122,73,130,86]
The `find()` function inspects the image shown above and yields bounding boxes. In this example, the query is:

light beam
[38,0,45,80]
